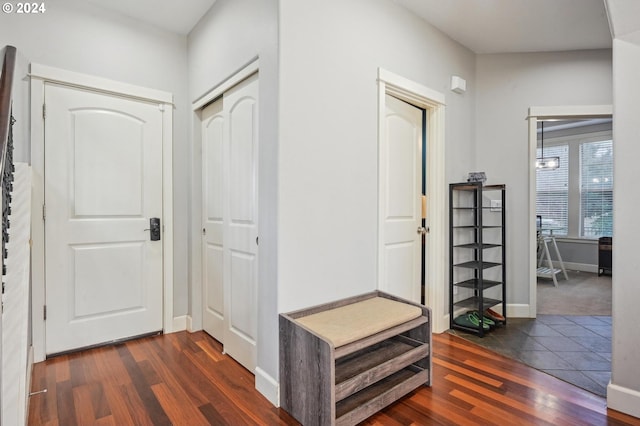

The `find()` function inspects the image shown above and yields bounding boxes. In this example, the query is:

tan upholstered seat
[295,297,422,348]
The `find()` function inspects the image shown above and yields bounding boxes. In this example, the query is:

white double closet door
[201,73,259,372]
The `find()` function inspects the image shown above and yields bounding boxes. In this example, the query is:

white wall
[0,0,191,316]
[278,0,476,314]
[608,36,640,418]
[187,0,279,403]
[475,50,612,306]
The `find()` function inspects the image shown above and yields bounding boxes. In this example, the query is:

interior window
[536,125,613,240]
[536,144,569,236]
[580,140,613,237]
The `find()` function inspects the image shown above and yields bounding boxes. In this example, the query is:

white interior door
[44,83,163,355]
[202,97,225,342]
[202,73,259,372]
[380,94,424,303]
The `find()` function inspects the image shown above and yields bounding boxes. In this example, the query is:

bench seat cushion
[295,297,422,348]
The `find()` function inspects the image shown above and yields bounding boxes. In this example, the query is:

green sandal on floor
[454,313,490,330]
[468,311,495,327]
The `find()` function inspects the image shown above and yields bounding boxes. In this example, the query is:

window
[580,140,613,237]
[535,128,613,239]
[536,144,569,236]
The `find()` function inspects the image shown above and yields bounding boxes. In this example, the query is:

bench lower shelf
[335,336,429,401]
[336,366,428,426]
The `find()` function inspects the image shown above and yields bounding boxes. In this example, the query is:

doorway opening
[533,117,613,316]
[526,106,613,317]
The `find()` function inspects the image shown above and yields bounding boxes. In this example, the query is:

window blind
[536,145,569,236]
[580,140,613,237]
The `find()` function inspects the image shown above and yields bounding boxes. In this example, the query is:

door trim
[377,68,447,333]
[526,105,612,318]
[30,64,175,362]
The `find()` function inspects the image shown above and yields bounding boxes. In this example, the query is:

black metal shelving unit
[449,182,506,337]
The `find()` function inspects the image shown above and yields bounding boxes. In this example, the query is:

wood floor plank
[433,357,504,388]
[28,330,640,426]
[115,344,173,425]
[198,402,229,425]
[100,382,138,426]
[51,355,70,383]
[91,345,132,387]
[444,374,570,425]
[114,382,157,426]
[94,415,117,426]
[195,338,225,362]
[151,382,210,426]
[72,384,98,425]
[181,347,269,424]
[55,380,77,426]
[406,389,486,425]
[142,335,212,408]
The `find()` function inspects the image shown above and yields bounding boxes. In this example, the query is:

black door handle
[144,218,161,241]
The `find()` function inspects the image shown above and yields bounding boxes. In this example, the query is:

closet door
[202,73,259,372]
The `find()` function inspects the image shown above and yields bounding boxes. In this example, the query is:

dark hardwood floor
[28,331,640,425]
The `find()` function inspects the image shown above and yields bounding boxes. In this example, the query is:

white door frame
[377,68,447,333]
[190,58,260,332]
[526,105,612,317]
[30,64,175,362]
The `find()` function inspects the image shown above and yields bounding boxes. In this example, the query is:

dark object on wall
[598,236,612,276]
[467,172,486,183]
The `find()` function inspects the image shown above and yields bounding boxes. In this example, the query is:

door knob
[417,226,429,235]
[144,218,161,241]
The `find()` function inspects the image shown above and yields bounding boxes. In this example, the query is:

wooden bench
[279,291,431,426]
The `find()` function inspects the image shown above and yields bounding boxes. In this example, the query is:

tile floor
[449,314,612,396]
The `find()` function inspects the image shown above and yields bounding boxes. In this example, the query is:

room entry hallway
[27,331,638,425]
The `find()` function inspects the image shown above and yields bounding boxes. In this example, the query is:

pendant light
[535,121,560,170]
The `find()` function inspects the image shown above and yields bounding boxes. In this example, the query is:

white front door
[44,83,163,355]
[380,94,424,303]
[202,73,259,372]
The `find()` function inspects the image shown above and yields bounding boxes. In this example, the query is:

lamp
[536,121,560,170]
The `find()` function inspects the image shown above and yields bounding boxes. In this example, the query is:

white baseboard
[436,314,451,334]
[186,315,195,332]
[506,303,533,318]
[170,315,187,332]
[255,367,279,407]
[608,382,640,418]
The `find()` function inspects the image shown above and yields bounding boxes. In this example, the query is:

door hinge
[42,204,46,221]
[42,103,46,119]
[43,305,47,321]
